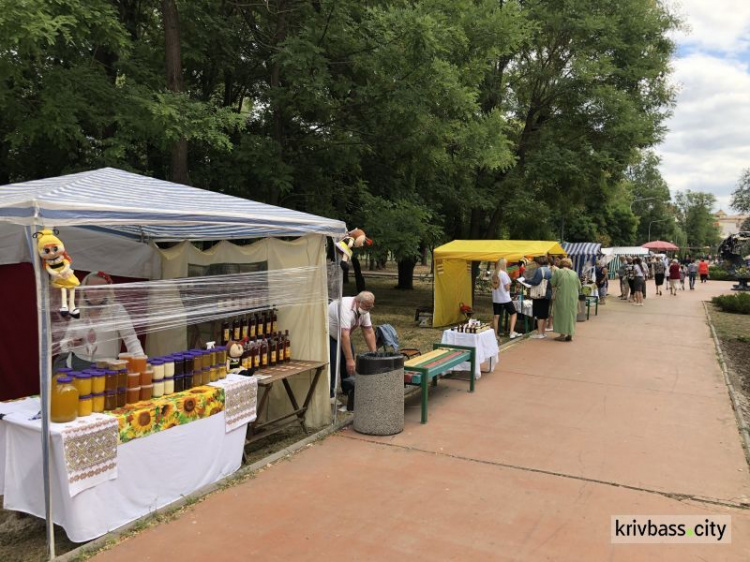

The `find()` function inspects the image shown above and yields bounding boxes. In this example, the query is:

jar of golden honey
[72,372,92,396]
[51,377,79,423]
[77,394,93,417]
[92,392,105,413]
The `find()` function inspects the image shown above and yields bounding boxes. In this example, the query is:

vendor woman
[58,271,144,366]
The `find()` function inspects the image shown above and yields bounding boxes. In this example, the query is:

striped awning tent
[561,242,601,275]
[0,167,346,241]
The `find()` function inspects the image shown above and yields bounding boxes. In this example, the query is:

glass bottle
[232,316,241,341]
[249,313,257,338]
[277,331,285,362]
[260,338,269,368]
[265,309,272,336]
[241,315,249,340]
[284,330,291,362]
[270,335,278,366]
[222,318,230,345]
[257,311,265,337]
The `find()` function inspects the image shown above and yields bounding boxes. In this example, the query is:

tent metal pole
[24,226,55,560]
[332,246,343,424]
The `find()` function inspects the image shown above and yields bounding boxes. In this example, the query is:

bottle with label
[277,331,285,362]
[221,318,230,345]
[284,330,291,362]
[232,316,241,341]
[270,307,277,333]
[270,335,278,366]
[249,313,257,338]
[252,338,261,369]
[265,309,272,336]
[241,315,249,340]
[257,312,265,337]
[260,338,269,367]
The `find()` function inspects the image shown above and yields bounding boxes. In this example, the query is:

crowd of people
[616,255,711,304]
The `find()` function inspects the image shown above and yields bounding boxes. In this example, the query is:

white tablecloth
[0,394,248,542]
[440,328,500,379]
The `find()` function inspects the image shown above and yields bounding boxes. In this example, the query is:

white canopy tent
[0,168,347,557]
[601,246,651,279]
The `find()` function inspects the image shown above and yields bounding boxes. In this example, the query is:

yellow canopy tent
[432,240,567,326]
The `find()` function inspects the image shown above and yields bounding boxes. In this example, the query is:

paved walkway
[95,282,750,561]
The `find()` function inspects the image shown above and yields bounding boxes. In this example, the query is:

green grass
[707,303,750,342]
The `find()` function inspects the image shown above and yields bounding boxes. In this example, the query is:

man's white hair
[356,291,375,306]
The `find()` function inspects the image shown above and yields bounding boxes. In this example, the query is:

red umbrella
[642,240,679,251]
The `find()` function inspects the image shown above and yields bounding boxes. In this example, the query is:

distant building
[714,210,749,238]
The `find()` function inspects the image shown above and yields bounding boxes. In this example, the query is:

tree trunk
[351,256,366,292]
[396,258,416,290]
[162,0,190,185]
[420,243,428,266]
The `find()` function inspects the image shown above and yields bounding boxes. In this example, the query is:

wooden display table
[244,360,326,457]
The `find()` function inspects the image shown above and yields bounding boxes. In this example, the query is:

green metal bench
[403,344,476,424]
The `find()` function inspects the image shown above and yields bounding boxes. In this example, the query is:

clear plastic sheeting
[53,265,327,357]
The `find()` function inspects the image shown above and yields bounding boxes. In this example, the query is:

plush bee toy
[34,228,80,318]
[335,228,372,273]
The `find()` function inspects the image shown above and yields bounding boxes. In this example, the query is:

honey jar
[126,386,141,404]
[51,376,79,423]
[92,392,105,413]
[77,394,93,417]
[72,372,92,396]
[92,372,106,394]
[104,390,117,411]
[140,384,153,401]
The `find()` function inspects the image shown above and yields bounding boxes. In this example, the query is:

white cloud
[656,3,750,212]
[668,0,750,54]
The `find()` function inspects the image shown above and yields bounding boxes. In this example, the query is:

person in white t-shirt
[328,291,377,396]
[491,258,520,340]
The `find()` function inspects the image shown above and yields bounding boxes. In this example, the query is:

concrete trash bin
[353,352,404,436]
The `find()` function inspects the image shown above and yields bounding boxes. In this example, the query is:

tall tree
[731,168,750,213]
[161,0,189,184]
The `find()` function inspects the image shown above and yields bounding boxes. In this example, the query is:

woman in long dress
[550,258,581,342]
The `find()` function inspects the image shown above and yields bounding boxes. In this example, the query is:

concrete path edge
[703,301,750,468]
[54,416,353,562]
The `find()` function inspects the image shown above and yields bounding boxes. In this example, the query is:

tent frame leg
[25,226,55,560]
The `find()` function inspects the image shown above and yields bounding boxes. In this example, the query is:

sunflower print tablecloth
[106,386,225,444]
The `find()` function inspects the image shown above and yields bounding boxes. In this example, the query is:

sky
[657,0,750,213]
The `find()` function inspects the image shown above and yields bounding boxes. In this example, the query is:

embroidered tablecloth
[210,376,258,432]
[60,414,119,497]
[106,386,224,444]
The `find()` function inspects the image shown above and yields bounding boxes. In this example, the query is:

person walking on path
[595,261,608,305]
[550,258,581,342]
[618,257,630,300]
[688,259,698,290]
[527,256,552,339]
[698,258,709,283]
[653,257,665,296]
[679,263,687,291]
[492,258,521,340]
[668,259,681,296]
[631,257,647,306]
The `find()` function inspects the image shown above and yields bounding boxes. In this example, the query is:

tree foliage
[0,0,695,281]
[732,169,750,214]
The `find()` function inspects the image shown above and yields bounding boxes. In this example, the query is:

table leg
[595,299,599,316]
[469,350,475,393]
[282,378,307,434]
[586,300,590,320]
[421,372,428,424]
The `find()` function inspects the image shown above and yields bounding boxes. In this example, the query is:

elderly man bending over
[328,291,377,397]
